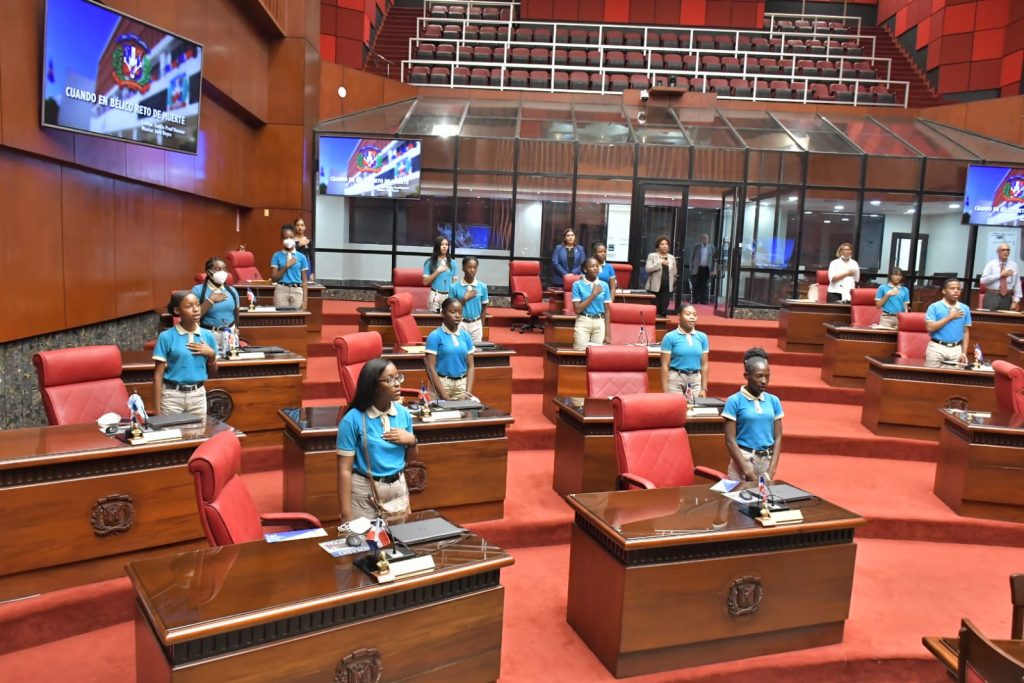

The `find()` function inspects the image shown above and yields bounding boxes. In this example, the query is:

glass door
[634,184,685,306]
[716,188,738,317]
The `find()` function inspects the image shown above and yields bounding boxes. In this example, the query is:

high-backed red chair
[611,393,723,490]
[562,273,582,314]
[816,269,829,302]
[896,312,929,360]
[33,345,130,425]
[388,293,424,346]
[611,263,633,290]
[393,268,431,310]
[194,272,237,285]
[509,261,546,332]
[849,287,881,326]
[226,250,264,282]
[975,282,986,309]
[334,331,419,403]
[992,360,1024,414]
[587,345,649,398]
[187,430,320,546]
[608,303,657,345]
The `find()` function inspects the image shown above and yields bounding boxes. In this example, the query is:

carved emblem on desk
[334,647,382,683]
[404,460,428,493]
[727,575,763,617]
[206,389,234,422]
[90,494,135,536]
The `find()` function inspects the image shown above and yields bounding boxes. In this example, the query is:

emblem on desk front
[206,389,234,422]
[334,647,382,683]
[90,494,135,536]
[404,461,428,493]
[727,575,763,617]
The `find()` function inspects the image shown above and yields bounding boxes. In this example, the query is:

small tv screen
[319,136,422,198]
[438,223,492,249]
[963,165,1024,227]
[42,0,203,154]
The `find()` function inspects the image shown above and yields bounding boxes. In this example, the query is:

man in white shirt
[826,243,859,303]
[979,243,1020,311]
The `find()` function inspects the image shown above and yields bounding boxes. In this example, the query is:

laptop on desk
[147,413,204,429]
[389,517,466,546]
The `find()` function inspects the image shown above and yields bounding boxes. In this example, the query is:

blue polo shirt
[425,326,475,377]
[926,300,971,343]
[424,257,454,293]
[597,262,616,289]
[192,283,239,328]
[572,277,611,316]
[722,387,784,451]
[449,279,489,321]
[336,402,413,477]
[661,328,709,372]
[271,250,308,284]
[153,325,218,384]
[875,284,910,315]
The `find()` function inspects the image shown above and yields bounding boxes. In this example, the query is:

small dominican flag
[127,392,149,425]
[246,288,256,306]
[419,381,431,405]
[758,474,769,504]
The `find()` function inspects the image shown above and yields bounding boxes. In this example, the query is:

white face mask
[283,238,296,250]
[210,270,229,285]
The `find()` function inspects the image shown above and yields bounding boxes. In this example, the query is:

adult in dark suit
[689,234,716,305]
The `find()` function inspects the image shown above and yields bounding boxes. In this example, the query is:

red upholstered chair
[194,272,237,285]
[816,269,829,302]
[607,303,657,345]
[587,345,649,398]
[992,360,1024,414]
[975,283,986,309]
[33,345,130,425]
[509,261,546,332]
[849,287,881,326]
[896,312,929,360]
[188,431,320,546]
[562,273,582,314]
[392,268,431,310]
[388,293,424,346]
[226,250,264,282]
[611,263,633,289]
[334,331,418,403]
[612,393,723,490]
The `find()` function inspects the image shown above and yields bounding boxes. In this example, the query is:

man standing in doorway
[689,234,716,305]
[980,242,1020,311]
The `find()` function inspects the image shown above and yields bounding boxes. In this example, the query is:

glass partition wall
[315,97,1024,314]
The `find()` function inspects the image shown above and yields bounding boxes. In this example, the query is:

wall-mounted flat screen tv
[318,136,422,198]
[963,165,1024,227]
[42,0,203,154]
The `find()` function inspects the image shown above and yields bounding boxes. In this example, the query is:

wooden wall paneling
[73,135,127,178]
[61,168,115,329]
[113,180,155,317]
[963,96,1024,146]
[0,151,65,342]
[180,198,238,285]
[195,99,245,206]
[151,192,185,306]
[304,41,321,130]
[253,124,305,208]
[125,144,167,187]
[229,2,270,123]
[320,61,345,120]
[164,149,196,194]
[268,39,307,125]
[340,66,385,116]
[241,209,303,268]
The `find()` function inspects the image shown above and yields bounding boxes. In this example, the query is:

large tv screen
[318,136,421,198]
[42,0,203,154]
[963,165,1024,227]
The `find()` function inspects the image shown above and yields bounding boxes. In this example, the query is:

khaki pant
[273,283,304,309]
[879,313,899,329]
[667,369,702,396]
[350,472,410,521]
[160,385,207,417]
[460,318,483,342]
[438,375,470,400]
[727,448,776,482]
[573,315,605,351]
[925,340,962,368]
[427,289,447,312]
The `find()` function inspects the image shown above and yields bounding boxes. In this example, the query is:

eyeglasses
[379,373,405,386]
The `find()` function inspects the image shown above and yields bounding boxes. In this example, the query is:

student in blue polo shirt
[153,291,218,417]
[423,236,454,312]
[924,278,972,367]
[874,266,910,329]
[592,241,618,295]
[425,298,476,400]
[660,303,710,397]
[270,224,309,310]
[192,256,240,349]
[336,358,417,522]
[449,256,489,342]
[722,347,784,482]
[572,257,611,351]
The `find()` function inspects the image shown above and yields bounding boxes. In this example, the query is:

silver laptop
[147,413,204,429]
[389,517,465,545]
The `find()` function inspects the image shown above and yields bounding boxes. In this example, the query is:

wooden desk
[382,345,514,413]
[861,356,998,440]
[281,405,514,524]
[935,409,1024,522]
[358,307,492,346]
[778,299,850,353]
[541,313,671,345]
[159,309,311,356]
[1010,334,1024,368]
[544,287,658,310]
[542,343,663,423]
[0,419,234,595]
[237,280,326,332]
[566,484,865,677]
[821,323,897,387]
[552,397,728,496]
[969,309,1024,359]
[129,515,513,683]
[923,635,1024,678]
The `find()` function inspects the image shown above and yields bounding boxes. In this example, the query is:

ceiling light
[948,203,960,209]
[431,123,460,138]
[841,217,849,222]
[787,195,798,202]
[337,86,347,98]
[869,200,881,206]
[824,219,832,224]
[905,208,915,214]
[834,204,844,211]
[804,210,811,215]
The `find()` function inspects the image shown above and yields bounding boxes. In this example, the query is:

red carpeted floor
[2,299,1017,681]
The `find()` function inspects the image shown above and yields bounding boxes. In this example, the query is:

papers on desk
[419,410,462,422]
[128,428,182,445]
[251,305,276,313]
[870,323,897,330]
[711,479,740,493]
[264,527,328,543]
[319,537,371,557]
[233,351,265,360]
[400,345,427,353]
[687,407,720,417]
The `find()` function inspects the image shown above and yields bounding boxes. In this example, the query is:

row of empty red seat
[771,18,851,34]
[429,4,512,21]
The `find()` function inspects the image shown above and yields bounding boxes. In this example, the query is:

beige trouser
[349,472,410,521]
[727,448,776,482]
[667,369,702,396]
[427,289,447,312]
[160,385,207,417]
[460,318,483,342]
[438,375,470,400]
[879,313,899,329]
[573,315,605,351]
[273,283,304,308]
[924,340,962,368]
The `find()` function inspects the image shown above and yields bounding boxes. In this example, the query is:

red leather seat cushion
[334,332,384,402]
[389,293,423,345]
[608,303,657,345]
[33,345,130,425]
[896,312,929,360]
[587,346,650,397]
[850,287,881,326]
[187,430,264,545]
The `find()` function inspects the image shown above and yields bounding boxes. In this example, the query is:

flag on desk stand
[127,392,149,425]
[246,288,256,308]
[758,474,769,504]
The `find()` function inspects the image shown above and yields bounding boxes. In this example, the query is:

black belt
[201,323,234,331]
[277,282,302,287]
[439,374,467,380]
[463,317,480,323]
[164,381,205,392]
[580,313,604,318]
[673,369,701,375]
[431,288,448,294]
[741,447,774,457]
[354,471,402,484]
[930,339,961,348]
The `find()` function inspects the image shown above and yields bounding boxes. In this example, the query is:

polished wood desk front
[861,356,998,440]
[281,405,514,524]
[122,351,305,449]
[159,309,311,356]
[778,299,850,353]
[821,323,897,387]
[566,485,865,677]
[542,343,664,423]
[358,307,492,346]
[237,280,326,332]
[935,410,1024,522]
[541,313,670,345]
[1008,333,1024,368]
[968,308,1024,359]
[922,634,1024,678]
[552,397,728,496]
[382,345,514,413]
[129,517,514,683]
[544,287,658,309]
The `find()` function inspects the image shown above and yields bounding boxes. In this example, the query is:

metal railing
[366,47,395,78]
